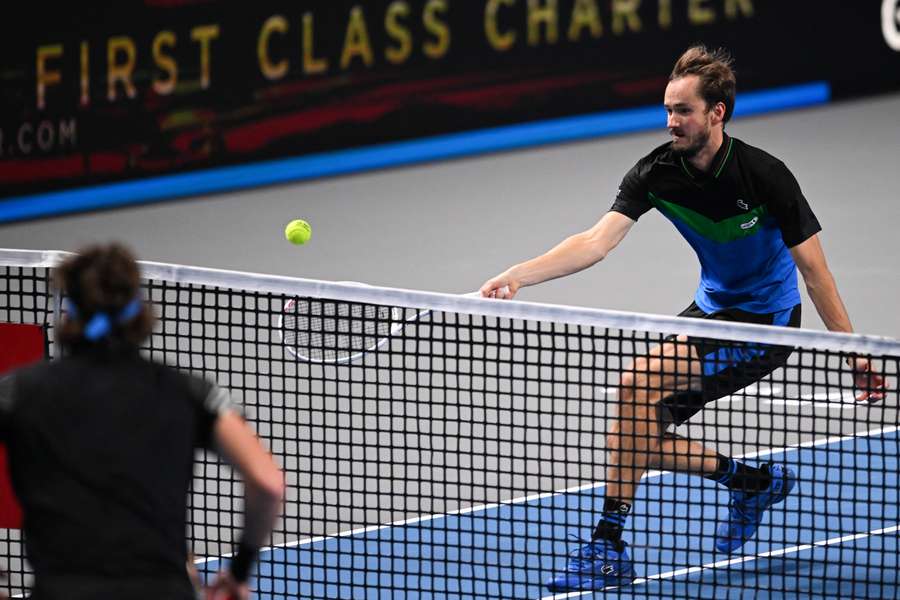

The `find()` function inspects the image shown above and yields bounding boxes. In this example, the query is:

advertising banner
[1,1,898,220]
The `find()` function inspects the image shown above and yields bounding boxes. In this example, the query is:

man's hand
[206,571,250,600]
[850,357,887,403]
[480,273,517,300]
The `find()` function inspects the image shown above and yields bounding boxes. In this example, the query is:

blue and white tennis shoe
[715,462,797,553]
[545,537,637,592]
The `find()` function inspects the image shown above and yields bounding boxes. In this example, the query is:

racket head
[279,296,401,364]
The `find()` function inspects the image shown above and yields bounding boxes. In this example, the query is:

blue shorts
[659,301,801,426]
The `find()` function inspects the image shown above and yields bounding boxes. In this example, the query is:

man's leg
[603,341,783,554]
[630,375,796,554]
[647,432,719,474]
[546,336,780,592]
[604,332,788,526]
[546,336,701,592]
[646,433,771,494]
[598,335,703,546]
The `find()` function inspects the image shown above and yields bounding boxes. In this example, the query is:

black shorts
[659,301,801,426]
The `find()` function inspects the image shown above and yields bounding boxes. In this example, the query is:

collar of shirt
[677,132,734,182]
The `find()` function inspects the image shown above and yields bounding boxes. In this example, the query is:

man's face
[664,75,716,157]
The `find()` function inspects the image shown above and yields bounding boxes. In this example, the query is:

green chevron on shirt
[648,192,769,243]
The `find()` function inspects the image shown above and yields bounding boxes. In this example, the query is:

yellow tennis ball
[284,219,312,245]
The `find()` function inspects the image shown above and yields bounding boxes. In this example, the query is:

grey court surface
[2,92,899,339]
[1,93,899,598]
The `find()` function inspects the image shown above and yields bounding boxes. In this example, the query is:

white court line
[196,423,900,565]
[596,385,769,405]
[765,390,862,410]
[767,400,856,410]
[751,385,784,397]
[541,523,900,599]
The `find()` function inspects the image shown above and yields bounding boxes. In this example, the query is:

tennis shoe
[715,462,796,553]
[545,536,636,592]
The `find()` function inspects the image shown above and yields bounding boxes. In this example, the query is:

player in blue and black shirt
[480,45,886,592]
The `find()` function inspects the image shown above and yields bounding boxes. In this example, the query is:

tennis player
[480,46,886,592]
[0,244,284,600]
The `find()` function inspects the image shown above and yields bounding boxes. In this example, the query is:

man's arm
[480,211,636,299]
[789,234,852,333]
[790,234,885,401]
[207,410,285,599]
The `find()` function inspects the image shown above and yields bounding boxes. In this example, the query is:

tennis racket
[278,284,480,364]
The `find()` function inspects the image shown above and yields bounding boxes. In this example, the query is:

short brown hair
[54,243,155,348]
[670,45,736,123]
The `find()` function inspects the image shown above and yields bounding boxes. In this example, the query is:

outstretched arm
[790,234,886,401]
[480,211,636,299]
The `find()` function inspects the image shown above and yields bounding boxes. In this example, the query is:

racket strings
[283,298,397,362]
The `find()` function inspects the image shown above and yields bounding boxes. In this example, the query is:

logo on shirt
[737,199,749,210]
[740,216,759,230]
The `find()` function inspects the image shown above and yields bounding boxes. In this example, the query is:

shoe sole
[545,572,637,593]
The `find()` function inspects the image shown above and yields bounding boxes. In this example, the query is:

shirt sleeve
[767,161,821,248]
[187,376,235,450]
[609,159,652,220]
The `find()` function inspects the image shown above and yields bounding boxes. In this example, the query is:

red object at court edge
[0,323,46,529]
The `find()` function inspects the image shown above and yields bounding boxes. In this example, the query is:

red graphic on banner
[0,323,46,529]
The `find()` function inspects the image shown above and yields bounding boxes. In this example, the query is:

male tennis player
[0,244,284,600]
[480,46,886,592]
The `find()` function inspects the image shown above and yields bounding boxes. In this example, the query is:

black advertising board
[1,1,898,220]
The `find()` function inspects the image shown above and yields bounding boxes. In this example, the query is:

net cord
[2,247,898,356]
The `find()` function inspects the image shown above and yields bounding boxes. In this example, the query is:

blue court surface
[202,427,898,599]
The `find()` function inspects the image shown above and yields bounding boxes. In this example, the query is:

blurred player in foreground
[481,46,886,592]
[0,243,284,599]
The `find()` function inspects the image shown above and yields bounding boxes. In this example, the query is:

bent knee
[618,370,660,405]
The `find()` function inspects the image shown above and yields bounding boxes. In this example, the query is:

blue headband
[64,297,143,341]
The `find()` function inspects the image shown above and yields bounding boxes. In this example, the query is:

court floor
[199,426,898,599]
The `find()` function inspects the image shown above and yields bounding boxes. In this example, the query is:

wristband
[229,540,259,583]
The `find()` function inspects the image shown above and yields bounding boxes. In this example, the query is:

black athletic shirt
[610,134,821,314]
[0,348,231,598]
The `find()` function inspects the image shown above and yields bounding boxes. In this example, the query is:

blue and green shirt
[610,134,821,315]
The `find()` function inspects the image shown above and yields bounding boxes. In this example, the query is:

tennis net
[0,248,897,599]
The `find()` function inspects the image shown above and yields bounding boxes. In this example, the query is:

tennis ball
[284,219,312,245]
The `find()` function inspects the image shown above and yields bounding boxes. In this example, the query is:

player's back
[4,349,205,598]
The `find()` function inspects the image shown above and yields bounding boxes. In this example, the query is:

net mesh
[281,297,397,363]
[0,252,897,598]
